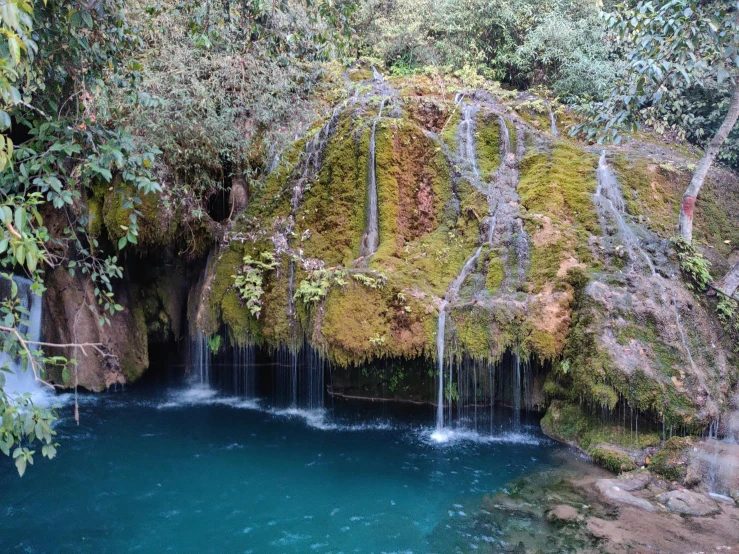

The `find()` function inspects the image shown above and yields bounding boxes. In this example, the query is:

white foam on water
[267,406,397,432]
[158,386,261,410]
[423,427,542,446]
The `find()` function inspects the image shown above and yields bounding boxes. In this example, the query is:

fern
[232,251,279,318]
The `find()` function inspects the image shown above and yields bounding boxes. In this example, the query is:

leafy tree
[574,0,739,244]
[351,0,612,97]
[0,0,355,475]
[122,0,355,226]
[0,0,160,475]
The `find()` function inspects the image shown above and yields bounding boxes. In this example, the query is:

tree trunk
[679,87,739,243]
[713,260,739,299]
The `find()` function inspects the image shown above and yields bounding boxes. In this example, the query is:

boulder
[545,504,581,524]
[656,490,720,516]
[595,478,659,512]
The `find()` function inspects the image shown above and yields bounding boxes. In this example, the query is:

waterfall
[435,301,447,430]
[274,341,326,409]
[0,276,52,407]
[360,97,386,257]
[513,348,522,432]
[549,110,559,137]
[190,331,212,386]
[291,103,345,211]
[432,110,526,442]
[232,345,255,398]
[595,152,699,386]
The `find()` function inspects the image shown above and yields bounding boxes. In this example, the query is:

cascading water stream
[360,97,387,257]
[431,106,528,442]
[191,331,212,387]
[435,301,447,430]
[549,110,559,137]
[461,105,479,179]
[0,276,52,407]
[499,116,511,156]
[595,151,700,383]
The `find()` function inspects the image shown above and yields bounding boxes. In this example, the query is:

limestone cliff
[197,65,738,451]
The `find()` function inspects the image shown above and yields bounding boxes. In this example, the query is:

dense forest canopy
[1,0,738,476]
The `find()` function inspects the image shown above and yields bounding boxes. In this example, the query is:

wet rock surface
[478,451,739,553]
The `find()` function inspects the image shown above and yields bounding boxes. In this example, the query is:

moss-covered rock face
[196,68,738,447]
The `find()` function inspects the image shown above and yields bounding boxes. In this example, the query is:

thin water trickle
[361,97,387,257]
[549,110,559,137]
[595,151,698,375]
[461,105,479,178]
[190,331,211,386]
[513,347,522,433]
[436,301,447,431]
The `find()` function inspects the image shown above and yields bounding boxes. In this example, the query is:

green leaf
[14,208,25,233]
[117,236,127,250]
[26,250,37,273]
[15,455,26,477]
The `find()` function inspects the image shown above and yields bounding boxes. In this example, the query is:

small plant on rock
[673,237,712,292]
[233,252,280,318]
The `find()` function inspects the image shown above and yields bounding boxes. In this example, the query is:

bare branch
[0,326,104,390]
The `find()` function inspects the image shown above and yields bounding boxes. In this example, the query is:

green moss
[102,178,171,250]
[616,320,682,378]
[476,113,501,178]
[611,156,684,239]
[348,68,373,82]
[373,124,400,260]
[542,401,660,460]
[440,109,461,151]
[506,119,516,153]
[590,447,636,474]
[519,144,598,291]
[321,280,432,366]
[609,156,739,255]
[513,100,551,132]
[649,437,691,482]
[453,305,519,361]
[485,252,505,294]
[294,114,367,266]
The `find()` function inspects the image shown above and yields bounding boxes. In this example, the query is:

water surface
[0,388,561,553]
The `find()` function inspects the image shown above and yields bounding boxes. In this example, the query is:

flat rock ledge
[595,470,725,517]
[595,478,659,512]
